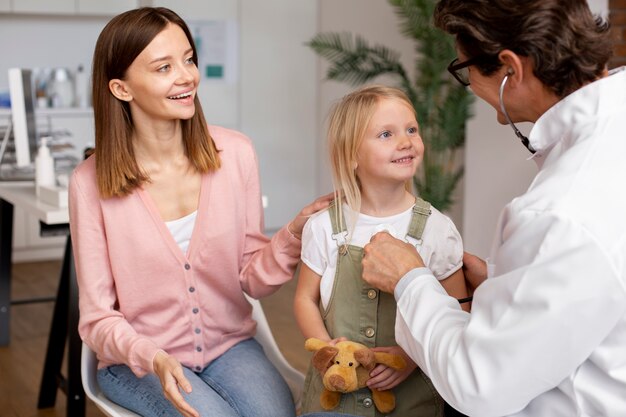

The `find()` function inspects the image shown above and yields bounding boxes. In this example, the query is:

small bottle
[35,137,55,197]
[75,64,89,108]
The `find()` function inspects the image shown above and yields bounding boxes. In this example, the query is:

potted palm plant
[308,0,473,212]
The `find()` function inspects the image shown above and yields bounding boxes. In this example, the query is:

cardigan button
[195,328,201,334]
[184,263,191,270]
[189,287,195,293]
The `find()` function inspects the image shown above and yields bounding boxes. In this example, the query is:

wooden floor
[0,260,309,417]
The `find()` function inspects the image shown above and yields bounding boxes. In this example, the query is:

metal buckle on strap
[406,234,423,248]
[331,230,349,247]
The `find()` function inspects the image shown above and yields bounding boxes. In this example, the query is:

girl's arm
[294,263,331,341]
[441,268,471,312]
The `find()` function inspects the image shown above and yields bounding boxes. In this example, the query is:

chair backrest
[81,298,304,416]
[246,296,305,408]
[81,343,141,417]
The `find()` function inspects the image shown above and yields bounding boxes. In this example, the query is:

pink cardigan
[69,126,301,376]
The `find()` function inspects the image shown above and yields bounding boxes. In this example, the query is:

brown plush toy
[305,337,407,413]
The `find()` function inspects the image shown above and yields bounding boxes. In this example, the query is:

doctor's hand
[287,192,334,239]
[153,351,199,417]
[462,251,488,293]
[362,232,425,294]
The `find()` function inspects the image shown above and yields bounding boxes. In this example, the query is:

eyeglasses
[447,56,484,86]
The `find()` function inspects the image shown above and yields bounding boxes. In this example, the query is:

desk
[0,183,84,417]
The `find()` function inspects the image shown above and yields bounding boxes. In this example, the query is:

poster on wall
[187,20,239,84]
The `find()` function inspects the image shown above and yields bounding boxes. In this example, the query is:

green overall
[301,199,444,417]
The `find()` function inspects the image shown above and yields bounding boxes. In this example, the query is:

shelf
[0,107,93,118]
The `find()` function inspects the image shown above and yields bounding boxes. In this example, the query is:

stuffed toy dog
[305,337,406,413]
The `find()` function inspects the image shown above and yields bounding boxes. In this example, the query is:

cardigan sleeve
[69,163,161,377]
[235,138,302,298]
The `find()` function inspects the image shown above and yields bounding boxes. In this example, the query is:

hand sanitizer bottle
[35,137,55,197]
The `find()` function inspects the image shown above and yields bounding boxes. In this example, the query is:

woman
[69,7,330,417]
[360,0,626,416]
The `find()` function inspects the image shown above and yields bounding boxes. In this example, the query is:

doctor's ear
[498,50,523,81]
[109,79,133,102]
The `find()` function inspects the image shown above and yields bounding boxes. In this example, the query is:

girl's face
[355,97,424,188]
[114,23,199,124]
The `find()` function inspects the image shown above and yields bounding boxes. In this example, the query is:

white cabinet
[12,0,75,14]
[0,0,11,13]
[77,0,138,15]
[12,208,66,262]
[1,108,94,261]
[6,0,138,15]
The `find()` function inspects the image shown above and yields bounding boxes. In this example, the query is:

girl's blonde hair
[327,84,416,237]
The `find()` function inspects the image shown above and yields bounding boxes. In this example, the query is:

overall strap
[406,197,432,241]
[328,199,348,246]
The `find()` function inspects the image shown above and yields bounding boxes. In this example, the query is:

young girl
[295,85,469,416]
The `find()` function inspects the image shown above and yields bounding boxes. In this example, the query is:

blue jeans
[300,414,358,417]
[97,338,295,417]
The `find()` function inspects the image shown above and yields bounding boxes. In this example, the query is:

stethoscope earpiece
[499,73,536,154]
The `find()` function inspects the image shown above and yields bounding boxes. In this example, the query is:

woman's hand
[153,351,199,417]
[366,346,417,391]
[287,193,334,239]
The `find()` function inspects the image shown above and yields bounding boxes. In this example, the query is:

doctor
[360,0,626,416]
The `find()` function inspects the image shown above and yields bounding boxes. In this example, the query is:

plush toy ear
[354,348,377,371]
[312,346,339,374]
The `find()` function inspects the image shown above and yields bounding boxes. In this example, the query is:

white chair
[81,297,305,416]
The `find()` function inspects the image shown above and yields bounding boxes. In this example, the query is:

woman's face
[117,23,200,124]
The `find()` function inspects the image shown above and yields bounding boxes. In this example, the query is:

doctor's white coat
[394,67,626,416]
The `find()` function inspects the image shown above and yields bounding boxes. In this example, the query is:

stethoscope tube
[499,73,536,154]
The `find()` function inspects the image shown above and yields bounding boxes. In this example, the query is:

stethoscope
[499,72,536,154]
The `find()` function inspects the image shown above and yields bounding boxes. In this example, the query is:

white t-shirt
[302,203,463,308]
[165,210,197,255]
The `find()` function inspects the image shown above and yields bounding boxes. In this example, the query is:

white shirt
[302,202,463,308]
[165,210,197,255]
[394,67,626,417]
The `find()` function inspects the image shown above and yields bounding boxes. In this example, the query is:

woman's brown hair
[433,0,613,98]
[91,7,220,198]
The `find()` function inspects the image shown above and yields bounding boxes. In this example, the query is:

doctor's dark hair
[433,0,613,98]
[91,7,220,198]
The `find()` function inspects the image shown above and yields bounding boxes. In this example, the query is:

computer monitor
[8,68,39,168]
